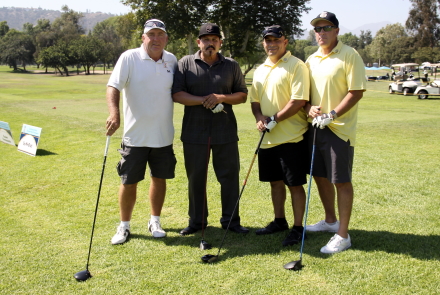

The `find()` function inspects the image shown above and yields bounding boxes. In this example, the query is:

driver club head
[201,254,218,263]
[74,269,92,281]
[200,239,212,250]
[283,259,303,271]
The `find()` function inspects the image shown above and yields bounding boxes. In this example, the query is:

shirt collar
[263,51,291,67]
[316,41,343,57]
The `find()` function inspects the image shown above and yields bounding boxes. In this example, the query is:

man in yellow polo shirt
[250,25,310,247]
[305,11,366,254]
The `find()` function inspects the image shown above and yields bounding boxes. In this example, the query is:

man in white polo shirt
[105,19,178,244]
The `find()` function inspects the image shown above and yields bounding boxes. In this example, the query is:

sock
[274,218,287,225]
[150,215,160,222]
[120,221,130,228]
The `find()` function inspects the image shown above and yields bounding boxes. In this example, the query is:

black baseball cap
[262,25,284,38]
[310,11,339,27]
[198,23,222,39]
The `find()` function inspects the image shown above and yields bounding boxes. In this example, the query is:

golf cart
[413,79,440,99]
[388,63,427,95]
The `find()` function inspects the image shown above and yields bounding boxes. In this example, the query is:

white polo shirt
[108,45,177,147]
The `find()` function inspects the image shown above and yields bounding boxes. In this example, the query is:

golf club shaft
[216,130,267,256]
[299,127,317,260]
[85,135,111,269]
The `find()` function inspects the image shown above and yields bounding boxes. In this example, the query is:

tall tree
[358,30,373,49]
[122,0,310,72]
[339,32,360,49]
[0,29,35,71]
[406,0,440,48]
[0,21,9,37]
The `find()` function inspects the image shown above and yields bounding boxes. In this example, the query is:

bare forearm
[106,86,121,136]
[274,99,306,122]
[333,90,363,117]
[172,91,204,106]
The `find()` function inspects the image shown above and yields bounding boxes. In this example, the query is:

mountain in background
[0,7,117,33]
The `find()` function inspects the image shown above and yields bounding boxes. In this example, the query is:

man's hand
[312,113,333,129]
[106,114,120,136]
[264,116,277,132]
[211,103,224,113]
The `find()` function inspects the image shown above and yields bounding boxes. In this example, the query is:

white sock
[150,215,160,222]
[120,221,130,228]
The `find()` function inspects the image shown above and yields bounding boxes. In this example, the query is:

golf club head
[200,239,212,250]
[283,260,303,271]
[74,269,92,281]
[201,254,218,263]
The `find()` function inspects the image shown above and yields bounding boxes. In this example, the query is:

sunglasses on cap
[144,20,166,29]
[314,25,337,33]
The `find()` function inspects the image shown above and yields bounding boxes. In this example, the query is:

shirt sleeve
[290,61,310,101]
[345,50,367,92]
[171,57,188,94]
[107,52,129,91]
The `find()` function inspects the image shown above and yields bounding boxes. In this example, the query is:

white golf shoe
[306,220,340,232]
[320,234,351,254]
[111,224,130,245]
[148,220,166,238]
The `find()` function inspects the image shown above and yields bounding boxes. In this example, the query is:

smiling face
[263,35,288,62]
[314,20,339,53]
[197,35,222,59]
[142,28,168,59]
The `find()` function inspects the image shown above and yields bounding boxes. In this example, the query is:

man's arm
[202,92,247,109]
[252,100,306,132]
[105,86,121,136]
[172,91,205,106]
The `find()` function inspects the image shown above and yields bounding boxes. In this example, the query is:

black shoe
[256,221,289,235]
[226,225,249,234]
[282,226,305,246]
[179,226,198,236]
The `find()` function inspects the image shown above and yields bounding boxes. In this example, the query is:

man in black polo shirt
[172,23,249,235]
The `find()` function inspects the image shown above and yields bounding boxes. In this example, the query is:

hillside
[0,7,117,33]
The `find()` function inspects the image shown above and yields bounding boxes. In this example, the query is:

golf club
[202,130,266,263]
[284,127,317,271]
[74,135,111,281]
[200,131,212,250]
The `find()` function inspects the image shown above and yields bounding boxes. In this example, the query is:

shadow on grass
[36,149,57,156]
[130,228,440,262]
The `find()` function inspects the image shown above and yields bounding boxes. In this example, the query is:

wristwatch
[330,110,337,119]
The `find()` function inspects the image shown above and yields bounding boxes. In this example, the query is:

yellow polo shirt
[306,41,366,146]
[250,51,309,149]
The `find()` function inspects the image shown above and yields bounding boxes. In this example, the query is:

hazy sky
[7,0,413,30]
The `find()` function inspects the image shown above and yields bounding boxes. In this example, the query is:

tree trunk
[187,32,194,55]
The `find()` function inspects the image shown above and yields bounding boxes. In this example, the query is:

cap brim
[263,33,282,38]
[144,27,167,34]
[198,33,222,39]
[310,18,336,26]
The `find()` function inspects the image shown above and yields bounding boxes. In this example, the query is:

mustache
[206,45,215,50]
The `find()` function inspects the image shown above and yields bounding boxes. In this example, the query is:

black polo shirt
[172,51,248,145]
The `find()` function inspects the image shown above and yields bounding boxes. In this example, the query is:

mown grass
[0,66,439,294]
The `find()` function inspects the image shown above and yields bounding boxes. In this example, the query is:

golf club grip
[104,136,111,156]
[254,130,266,154]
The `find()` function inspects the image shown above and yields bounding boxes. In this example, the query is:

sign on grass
[17,124,42,157]
[0,121,15,146]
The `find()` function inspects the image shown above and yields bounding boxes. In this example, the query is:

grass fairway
[1,66,439,294]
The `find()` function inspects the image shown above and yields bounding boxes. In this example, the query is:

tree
[412,47,440,63]
[358,30,373,49]
[51,5,85,43]
[71,35,105,74]
[306,29,317,46]
[406,0,440,48]
[37,41,73,76]
[339,32,360,49]
[0,29,35,71]
[366,23,412,65]
[290,39,312,61]
[304,45,318,59]
[122,0,310,73]
[0,21,10,37]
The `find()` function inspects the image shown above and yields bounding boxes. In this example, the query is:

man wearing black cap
[249,25,310,246]
[172,23,249,236]
[304,12,366,254]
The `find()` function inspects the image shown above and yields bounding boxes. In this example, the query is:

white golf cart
[413,79,440,99]
[388,63,426,95]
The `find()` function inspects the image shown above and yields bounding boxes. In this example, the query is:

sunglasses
[144,20,166,29]
[314,25,336,33]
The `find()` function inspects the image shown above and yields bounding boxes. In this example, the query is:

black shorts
[116,144,177,184]
[308,125,354,183]
[258,140,308,187]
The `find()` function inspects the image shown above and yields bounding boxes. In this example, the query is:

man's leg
[270,180,287,218]
[149,177,166,216]
[288,185,306,227]
[119,183,137,221]
[334,182,353,239]
[313,176,337,224]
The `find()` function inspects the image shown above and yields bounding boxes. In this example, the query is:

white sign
[17,124,42,157]
[0,121,15,146]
